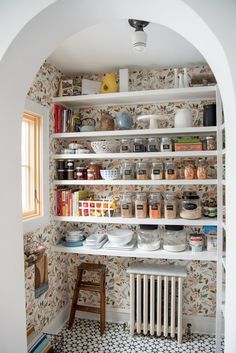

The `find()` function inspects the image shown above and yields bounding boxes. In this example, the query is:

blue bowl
[61,237,85,247]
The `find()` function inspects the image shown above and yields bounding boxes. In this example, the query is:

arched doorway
[0,1,235,352]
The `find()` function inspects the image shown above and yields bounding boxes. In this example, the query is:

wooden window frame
[22,111,41,220]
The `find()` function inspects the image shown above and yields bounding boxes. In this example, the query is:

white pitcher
[174,108,193,128]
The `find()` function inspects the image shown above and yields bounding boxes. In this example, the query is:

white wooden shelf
[53,151,217,160]
[52,86,216,108]
[52,126,217,140]
[222,222,227,231]
[53,216,218,226]
[222,255,226,270]
[53,179,218,186]
[52,244,217,261]
[222,303,225,318]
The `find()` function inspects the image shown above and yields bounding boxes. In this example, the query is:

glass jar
[147,138,159,152]
[136,162,149,180]
[138,225,160,251]
[163,225,187,252]
[67,169,74,180]
[120,139,131,153]
[208,198,217,218]
[135,193,147,218]
[164,192,177,219]
[202,136,216,150]
[57,169,66,180]
[133,138,146,152]
[180,191,202,219]
[87,162,102,180]
[184,160,196,180]
[161,137,172,152]
[65,159,75,169]
[75,166,87,180]
[149,193,161,219]
[151,162,163,180]
[121,162,136,180]
[165,161,177,180]
[189,233,204,252]
[197,159,207,179]
[121,193,133,218]
[57,160,65,169]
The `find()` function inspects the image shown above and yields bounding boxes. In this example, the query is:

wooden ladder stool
[68,262,106,335]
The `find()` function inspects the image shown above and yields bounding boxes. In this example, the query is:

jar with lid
[165,161,177,180]
[136,162,149,180]
[57,160,65,170]
[184,160,196,180]
[149,193,161,219]
[161,137,172,152]
[189,233,204,252]
[133,138,146,152]
[135,193,147,218]
[208,198,217,218]
[163,225,187,252]
[202,136,216,150]
[120,139,131,153]
[75,166,87,180]
[151,162,163,180]
[57,169,66,180]
[138,225,160,251]
[180,191,202,219]
[121,162,136,180]
[67,169,74,180]
[197,159,207,179]
[65,159,75,170]
[87,162,102,180]
[147,138,159,152]
[121,193,133,218]
[164,192,177,219]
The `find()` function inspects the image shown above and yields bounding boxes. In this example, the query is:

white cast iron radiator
[127,263,187,344]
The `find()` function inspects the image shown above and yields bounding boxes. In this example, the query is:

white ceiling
[47,19,205,75]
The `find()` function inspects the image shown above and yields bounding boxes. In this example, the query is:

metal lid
[165,225,184,231]
[182,191,199,200]
[140,224,158,230]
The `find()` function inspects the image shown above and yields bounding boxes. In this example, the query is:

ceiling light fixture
[128,19,149,52]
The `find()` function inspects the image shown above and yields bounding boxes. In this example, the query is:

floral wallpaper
[24,62,217,332]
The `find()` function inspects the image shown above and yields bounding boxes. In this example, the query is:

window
[22,111,41,219]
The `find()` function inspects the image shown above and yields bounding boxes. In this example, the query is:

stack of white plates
[107,229,133,246]
[83,233,107,249]
[66,230,84,242]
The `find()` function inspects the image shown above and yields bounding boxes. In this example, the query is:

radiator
[127,263,187,344]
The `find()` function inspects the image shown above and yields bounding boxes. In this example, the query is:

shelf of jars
[52,243,217,261]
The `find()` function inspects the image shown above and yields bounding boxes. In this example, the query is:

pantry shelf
[52,126,217,140]
[52,85,216,108]
[52,244,217,261]
[53,150,217,160]
[53,215,218,226]
[53,179,218,186]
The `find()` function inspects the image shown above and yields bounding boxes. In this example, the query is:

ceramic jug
[174,109,193,128]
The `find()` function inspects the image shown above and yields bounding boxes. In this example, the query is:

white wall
[0,1,236,352]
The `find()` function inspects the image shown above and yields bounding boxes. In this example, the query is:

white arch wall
[0,1,236,352]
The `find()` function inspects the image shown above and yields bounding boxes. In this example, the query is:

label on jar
[150,203,159,210]
[124,170,132,175]
[122,204,129,210]
[153,169,161,175]
[134,144,145,152]
[183,203,197,210]
[137,170,147,175]
[121,145,129,151]
[162,144,170,150]
[136,205,144,210]
[167,168,174,175]
[166,205,174,210]
[148,145,157,152]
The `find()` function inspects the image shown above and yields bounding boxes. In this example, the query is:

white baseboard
[43,303,223,336]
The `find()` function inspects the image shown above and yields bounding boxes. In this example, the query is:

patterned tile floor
[53,318,224,353]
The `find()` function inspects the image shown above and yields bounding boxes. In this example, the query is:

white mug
[174,108,193,128]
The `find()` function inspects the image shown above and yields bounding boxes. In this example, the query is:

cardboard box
[174,142,203,151]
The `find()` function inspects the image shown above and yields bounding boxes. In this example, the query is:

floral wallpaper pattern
[24,62,216,332]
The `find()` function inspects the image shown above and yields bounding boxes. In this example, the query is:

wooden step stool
[68,263,106,335]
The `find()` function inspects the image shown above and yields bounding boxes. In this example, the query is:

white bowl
[100,169,121,180]
[107,229,133,245]
[91,140,119,154]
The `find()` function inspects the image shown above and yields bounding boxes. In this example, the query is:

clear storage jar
[163,225,187,252]
[151,162,163,180]
[147,138,159,152]
[136,162,149,180]
[202,136,216,150]
[197,159,207,179]
[135,193,147,218]
[120,139,131,153]
[138,225,160,251]
[121,162,136,180]
[184,160,196,180]
[180,191,202,219]
[161,137,172,152]
[164,192,177,219]
[149,193,161,219]
[133,138,146,152]
[165,161,177,180]
[120,193,133,218]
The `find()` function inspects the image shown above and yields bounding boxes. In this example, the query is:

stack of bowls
[107,229,133,246]
[65,230,83,242]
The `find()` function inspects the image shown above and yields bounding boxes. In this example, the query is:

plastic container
[164,192,177,219]
[149,193,161,219]
[121,162,136,180]
[165,161,177,180]
[121,193,133,218]
[163,225,187,252]
[151,162,163,180]
[137,225,160,251]
[135,193,147,218]
[136,162,149,180]
[180,191,202,219]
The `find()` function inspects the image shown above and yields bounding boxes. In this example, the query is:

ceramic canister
[174,109,193,128]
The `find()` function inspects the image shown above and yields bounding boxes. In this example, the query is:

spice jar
[208,198,217,218]
[161,137,172,152]
[65,159,75,169]
[75,166,87,180]
[149,193,161,219]
[120,139,131,153]
[57,169,66,180]
[135,193,147,218]
[121,193,133,218]
[202,136,216,150]
[184,160,196,180]
[165,161,177,180]
[133,138,146,152]
[180,191,202,219]
[163,226,187,252]
[136,162,149,180]
[121,162,136,180]
[151,162,163,180]
[67,169,74,180]
[87,162,102,180]
[197,159,207,179]
[164,192,177,219]
[138,225,160,251]
[147,138,159,152]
